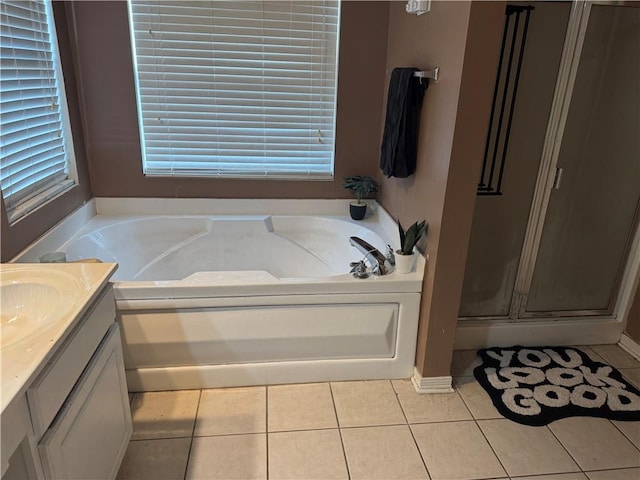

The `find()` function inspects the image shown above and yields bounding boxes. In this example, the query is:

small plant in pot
[396,220,427,274]
[343,175,378,220]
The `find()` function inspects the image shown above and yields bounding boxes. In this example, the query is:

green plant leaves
[398,220,406,250]
[343,175,378,203]
[398,220,427,255]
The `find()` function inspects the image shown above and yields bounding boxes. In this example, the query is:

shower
[458,1,640,345]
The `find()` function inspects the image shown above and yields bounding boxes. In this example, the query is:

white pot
[394,250,415,274]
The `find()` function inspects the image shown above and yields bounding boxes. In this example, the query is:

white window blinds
[128,1,340,179]
[0,0,75,222]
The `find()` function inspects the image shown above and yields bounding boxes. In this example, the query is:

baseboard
[618,333,640,361]
[410,369,453,394]
[454,317,624,350]
[125,359,418,392]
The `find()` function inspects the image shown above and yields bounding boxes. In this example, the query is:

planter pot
[349,202,367,220]
[394,250,415,274]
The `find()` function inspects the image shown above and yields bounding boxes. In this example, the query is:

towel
[379,67,428,178]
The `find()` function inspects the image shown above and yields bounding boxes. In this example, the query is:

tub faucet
[349,236,390,276]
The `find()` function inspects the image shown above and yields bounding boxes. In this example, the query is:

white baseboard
[126,362,416,392]
[454,317,625,350]
[618,333,640,361]
[410,369,453,394]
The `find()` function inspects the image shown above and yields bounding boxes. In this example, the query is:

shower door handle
[553,167,564,190]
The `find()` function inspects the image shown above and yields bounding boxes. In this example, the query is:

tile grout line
[473,417,509,478]
[194,425,349,437]
[392,380,433,479]
[545,422,586,474]
[329,382,352,480]
[128,435,195,442]
[182,389,203,480]
[453,381,583,479]
[454,364,510,478]
[582,466,640,474]
[619,369,640,390]
[338,419,476,430]
[453,387,474,419]
[607,419,640,455]
[265,386,270,480]
[454,378,498,423]
[389,379,411,427]
[191,430,274,439]
[590,344,640,370]
[474,415,584,478]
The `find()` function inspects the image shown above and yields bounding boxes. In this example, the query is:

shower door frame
[458,0,640,329]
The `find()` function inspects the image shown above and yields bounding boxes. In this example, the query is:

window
[128,1,340,179]
[0,0,76,222]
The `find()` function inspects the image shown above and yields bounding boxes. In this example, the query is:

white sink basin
[1,268,85,348]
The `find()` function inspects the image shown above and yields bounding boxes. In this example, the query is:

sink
[1,267,85,348]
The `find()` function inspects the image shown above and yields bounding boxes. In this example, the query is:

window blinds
[0,0,74,221]
[128,1,340,179]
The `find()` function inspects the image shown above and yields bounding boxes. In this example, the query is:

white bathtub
[15,199,424,391]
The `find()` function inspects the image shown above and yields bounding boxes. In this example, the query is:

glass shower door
[522,3,640,316]
[459,1,572,318]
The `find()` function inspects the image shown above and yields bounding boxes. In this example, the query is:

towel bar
[413,67,439,82]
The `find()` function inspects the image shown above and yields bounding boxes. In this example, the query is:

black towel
[379,68,428,178]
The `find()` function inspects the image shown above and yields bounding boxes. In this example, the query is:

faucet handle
[385,245,396,266]
[350,260,369,278]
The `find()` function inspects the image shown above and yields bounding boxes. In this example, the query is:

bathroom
[1,0,639,479]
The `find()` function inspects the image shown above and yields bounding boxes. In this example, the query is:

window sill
[7,180,76,225]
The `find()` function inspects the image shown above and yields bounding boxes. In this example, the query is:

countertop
[1,262,117,414]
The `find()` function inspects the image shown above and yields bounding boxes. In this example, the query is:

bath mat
[473,346,640,426]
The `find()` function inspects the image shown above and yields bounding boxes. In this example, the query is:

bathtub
[15,198,424,391]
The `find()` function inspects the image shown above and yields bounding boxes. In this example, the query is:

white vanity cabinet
[1,278,131,480]
[38,323,130,479]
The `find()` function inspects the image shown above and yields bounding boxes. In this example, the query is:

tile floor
[117,345,640,480]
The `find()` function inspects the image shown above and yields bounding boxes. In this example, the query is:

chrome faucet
[349,236,390,276]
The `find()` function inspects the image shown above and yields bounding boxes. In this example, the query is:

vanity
[1,263,131,479]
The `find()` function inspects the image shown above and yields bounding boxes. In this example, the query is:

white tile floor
[117,345,640,480]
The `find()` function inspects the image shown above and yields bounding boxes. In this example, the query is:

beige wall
[2,1,510,381]
[67,1,390,199]
[378,1,504,376]
[1,2,92,262]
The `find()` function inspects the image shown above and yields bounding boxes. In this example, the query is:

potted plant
[343,175,379,220]
[396,219,427,273]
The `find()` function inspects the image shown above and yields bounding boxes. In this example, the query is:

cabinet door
[39,324,132,480]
